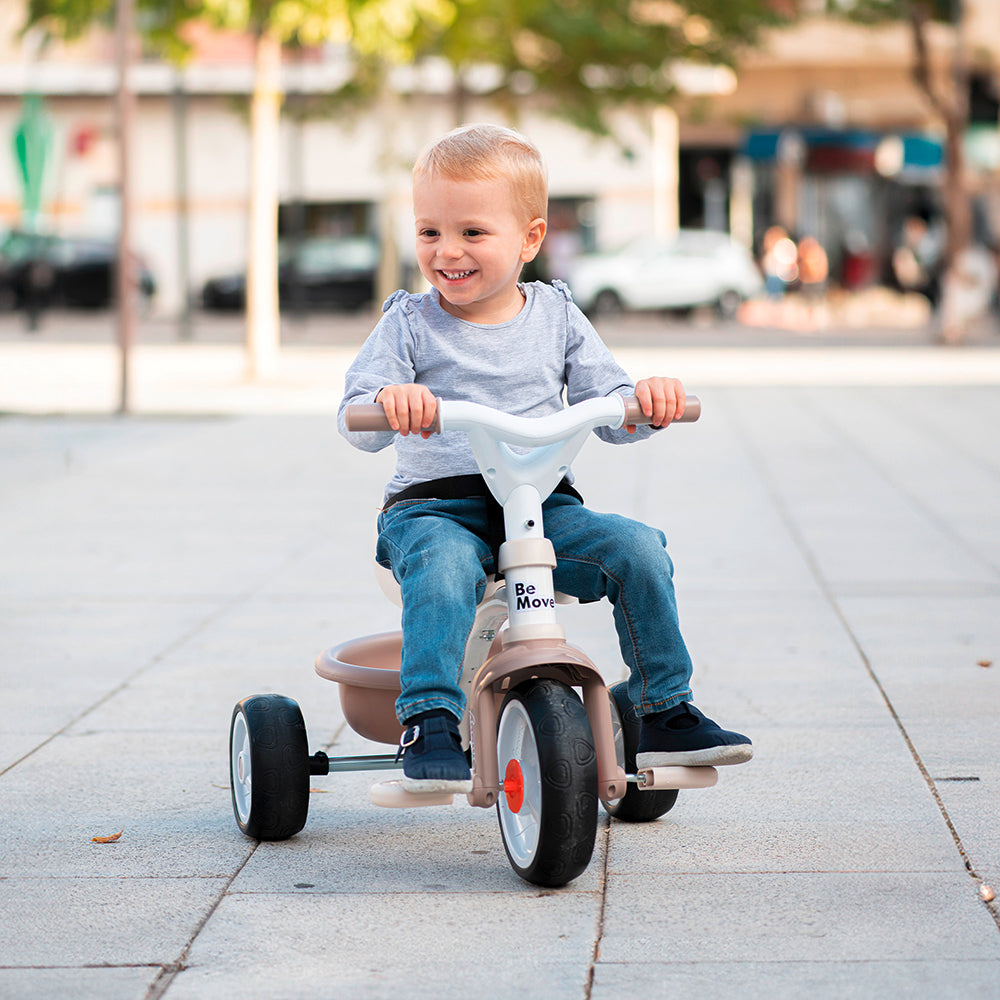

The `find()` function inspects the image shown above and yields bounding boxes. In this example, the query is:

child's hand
[627,377,686,433]
[376,384,438,438]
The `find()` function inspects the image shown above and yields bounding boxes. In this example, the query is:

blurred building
[0,1,997,314]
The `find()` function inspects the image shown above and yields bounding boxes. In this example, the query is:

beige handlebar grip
[621,394,700,425]
[344,404,442,434]
[344,404,392,431]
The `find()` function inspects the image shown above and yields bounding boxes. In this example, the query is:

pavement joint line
[144,845,260,1000]
[0,520,334,779]
[584,815,612,999]
[0,589,250,780]
[721,392,1000,937]
[800,389,1000,583]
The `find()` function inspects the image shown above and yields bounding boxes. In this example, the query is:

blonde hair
[413,123,548,223]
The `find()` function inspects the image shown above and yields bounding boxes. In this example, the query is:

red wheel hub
[503,758,524,813]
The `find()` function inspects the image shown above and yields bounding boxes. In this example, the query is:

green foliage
[422,0,792,134]
[24,0,793,134]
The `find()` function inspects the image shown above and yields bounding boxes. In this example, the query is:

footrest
[636,765,718,790]
[369,779,456,808]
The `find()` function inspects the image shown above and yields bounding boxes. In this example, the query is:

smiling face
[413,173,546,325]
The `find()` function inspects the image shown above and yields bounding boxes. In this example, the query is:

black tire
[592,289,624,318]
[230,694,310,840]
[602,682,678,822]
[717,289,743,320]
[495,678,598,887]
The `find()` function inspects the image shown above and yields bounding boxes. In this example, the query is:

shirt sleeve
[337,293,417,453]
[559,283,657,444]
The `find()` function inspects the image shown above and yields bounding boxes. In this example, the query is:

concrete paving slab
[232,802,591,896]
[606,723,961,875]
[0,599,222,763]
[0,729,251,879]
[589,959,1000,1000]
[599,872,1000,964]
[0,968,161,1000]
[0,876,229,967]
[721,390,998,593]
[165,889,599,1000]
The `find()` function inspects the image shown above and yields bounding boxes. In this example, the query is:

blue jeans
[376,494,694,724]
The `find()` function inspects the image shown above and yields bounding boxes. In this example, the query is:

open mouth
[441,269,476,281]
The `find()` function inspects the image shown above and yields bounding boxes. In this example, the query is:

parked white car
[567,230,763,319]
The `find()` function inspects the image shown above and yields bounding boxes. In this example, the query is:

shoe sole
[636,744,753,768]
[400,776,473,794]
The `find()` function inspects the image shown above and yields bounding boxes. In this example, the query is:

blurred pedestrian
[797,235,828,298]
[892,214,942,306]
[797,235,828,327]
[761,226,797,299]
[22,235,54,333]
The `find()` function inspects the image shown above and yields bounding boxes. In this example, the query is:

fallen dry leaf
[976,660,993,669]
[981,884,995,903]
[91,829,123,844]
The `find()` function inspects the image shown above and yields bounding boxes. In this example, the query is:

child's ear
[520,218,547,262]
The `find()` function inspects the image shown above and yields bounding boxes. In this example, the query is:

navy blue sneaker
[636,703,753,768]
[397,710,473,793]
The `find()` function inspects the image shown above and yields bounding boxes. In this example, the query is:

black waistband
[383,473,582,511]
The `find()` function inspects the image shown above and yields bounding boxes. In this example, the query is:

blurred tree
[824,0,978,341]
[24,0,791,363]
[425,0,790,134]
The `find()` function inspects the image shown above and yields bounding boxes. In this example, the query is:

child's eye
[418,228,439,239]
[464,229,486,238]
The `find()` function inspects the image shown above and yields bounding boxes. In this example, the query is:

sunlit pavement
[2,303,999,417]
[1,305,999,999]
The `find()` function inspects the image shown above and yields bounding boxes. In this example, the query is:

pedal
[636,765,718,790]
[369,779,457,808]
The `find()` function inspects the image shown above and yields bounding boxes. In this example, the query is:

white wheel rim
[231,711,252,824]
[497,699,541,869]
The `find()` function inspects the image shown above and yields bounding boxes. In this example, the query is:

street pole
[173,71,193,341]
[115,0,136,414]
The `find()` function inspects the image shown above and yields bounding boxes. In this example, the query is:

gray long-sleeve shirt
[337,280,652,503]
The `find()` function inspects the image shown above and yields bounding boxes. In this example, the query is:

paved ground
[1,308,999,999]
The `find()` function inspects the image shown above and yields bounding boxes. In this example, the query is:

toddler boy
[338,123,751,792]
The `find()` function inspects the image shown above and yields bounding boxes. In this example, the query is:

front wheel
[495,678,598,887]
[230,694,310,840]
[602,682,678,822]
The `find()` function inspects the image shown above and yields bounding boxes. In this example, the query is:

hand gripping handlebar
[345,394,701,437]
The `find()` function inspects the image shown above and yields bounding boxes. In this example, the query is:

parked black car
[0,229,156,311]
[201,235,378,311]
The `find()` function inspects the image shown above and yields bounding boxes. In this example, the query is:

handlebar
[345,394,701,435]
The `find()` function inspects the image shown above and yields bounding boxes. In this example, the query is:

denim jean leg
[377,500,492,724]
[544,496,694,715]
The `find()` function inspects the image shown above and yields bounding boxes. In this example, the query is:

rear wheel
[602,682,678,822]
[495,678,598,887]
[230,694,310,840]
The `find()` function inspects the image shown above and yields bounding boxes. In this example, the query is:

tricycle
[229,392,725,887]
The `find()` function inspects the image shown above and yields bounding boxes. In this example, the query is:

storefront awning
[741,127,944,178]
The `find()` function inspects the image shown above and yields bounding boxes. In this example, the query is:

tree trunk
[375,66,403,304]
[246,28,282,379]
[908,3,973,343]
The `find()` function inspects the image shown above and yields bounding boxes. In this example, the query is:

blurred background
[1,0,998,360]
